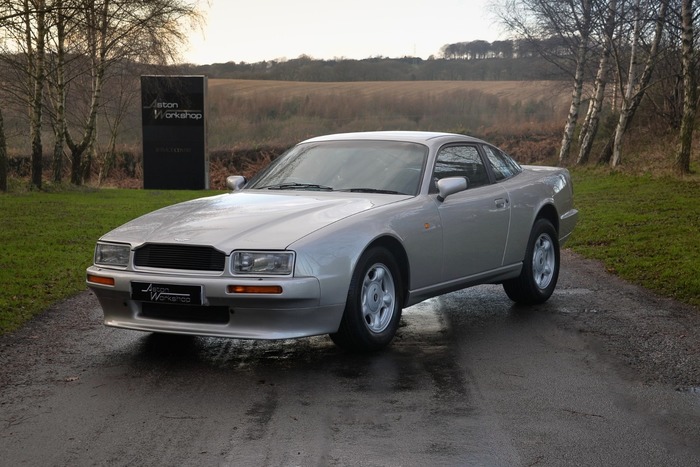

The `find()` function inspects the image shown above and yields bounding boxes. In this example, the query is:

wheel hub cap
[361,264,395,334]
[532,233,555,289]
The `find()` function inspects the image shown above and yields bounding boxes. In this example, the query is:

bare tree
[607,0,668,167]
[610,0,643,167]
[0,0,52,188]
[558,0,593,163]
[2,3,33,189]
[577,0,618,165]
[97,62,141,185]
[675,0,696,174]
[497,0,678,168]
[28,0,48,187]
[496,0,597,164]
[61,0,201,185]
[2,0,79,187]
[46,0,74,183]
[2,0,202,187]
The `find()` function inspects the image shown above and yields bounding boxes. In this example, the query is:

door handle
[494,198,509,209]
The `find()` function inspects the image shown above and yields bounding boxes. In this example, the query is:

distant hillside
[175,56,569,82]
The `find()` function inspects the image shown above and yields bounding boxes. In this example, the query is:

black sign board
[141,75,208,189]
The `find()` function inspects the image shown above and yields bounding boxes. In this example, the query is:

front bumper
[86,266,345,339]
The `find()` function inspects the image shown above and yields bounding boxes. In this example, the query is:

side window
[433,145,490,189]
[482,145,522,181]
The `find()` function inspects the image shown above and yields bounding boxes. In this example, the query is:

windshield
[247,140,428,195]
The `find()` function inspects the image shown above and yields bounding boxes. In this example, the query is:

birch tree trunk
[577,54,610,165]
[610,0,668,167]
[579,99,594,145]
[675,0,696,174]
[559,56,587,163]
[68,0,107,185]
[558,0,592,164]
[29,0,47,189]
[577,0,617,165]
[610,0,641,168]
[51,0,67,183]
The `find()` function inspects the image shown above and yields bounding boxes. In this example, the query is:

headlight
[232,251,294,275]
[94,242,130,268]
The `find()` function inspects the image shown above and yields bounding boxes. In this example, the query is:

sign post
[141,75,208,189]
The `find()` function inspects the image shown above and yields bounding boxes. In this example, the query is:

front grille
[134,244,226,272]
[141,303,230,324]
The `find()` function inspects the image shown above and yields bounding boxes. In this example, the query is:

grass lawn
[1,171,698,335]
[0,188,212,333]
[566,169,700,308]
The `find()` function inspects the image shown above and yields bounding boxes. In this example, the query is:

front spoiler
[87,266,345,339]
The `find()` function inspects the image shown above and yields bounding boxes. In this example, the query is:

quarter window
[482,145,522,181]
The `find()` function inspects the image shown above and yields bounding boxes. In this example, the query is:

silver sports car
[87,131,578,351]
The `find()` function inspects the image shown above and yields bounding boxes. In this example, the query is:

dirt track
[1,250,699,466]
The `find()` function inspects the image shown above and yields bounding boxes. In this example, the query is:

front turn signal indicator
[87,274,115,286]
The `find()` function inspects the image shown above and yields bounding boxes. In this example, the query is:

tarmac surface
[1,250,699,466]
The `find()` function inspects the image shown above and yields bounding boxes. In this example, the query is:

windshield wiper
[259,182,334,191]
[339,188,404,194]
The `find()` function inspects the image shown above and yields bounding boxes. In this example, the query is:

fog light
[228,285,283,294]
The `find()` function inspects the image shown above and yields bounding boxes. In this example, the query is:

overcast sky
[181,0,506,64]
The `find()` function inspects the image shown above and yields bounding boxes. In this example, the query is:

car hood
[101,191,407,251]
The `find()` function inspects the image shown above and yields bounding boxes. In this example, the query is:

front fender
[291,197,441,307]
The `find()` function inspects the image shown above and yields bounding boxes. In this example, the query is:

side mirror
[226,175,246,192]
[436,177,467,202]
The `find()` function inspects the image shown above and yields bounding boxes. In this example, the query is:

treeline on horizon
[176,39,569,82]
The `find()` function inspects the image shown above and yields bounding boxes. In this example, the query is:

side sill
[405,263,522,307]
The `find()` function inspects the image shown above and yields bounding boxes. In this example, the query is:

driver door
[433,145,510,282]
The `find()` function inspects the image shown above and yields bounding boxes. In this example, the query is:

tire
[329,247,402,352]
[503,218,560,305]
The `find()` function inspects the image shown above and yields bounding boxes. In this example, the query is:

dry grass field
[207,79,573,107]
[206,79,570,148]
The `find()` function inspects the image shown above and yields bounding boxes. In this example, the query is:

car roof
[301,131,487,145]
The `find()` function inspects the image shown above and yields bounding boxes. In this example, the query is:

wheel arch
[363,236,410,307]
[536,203,559,234]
